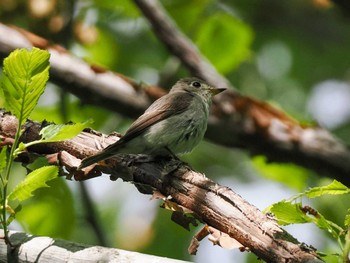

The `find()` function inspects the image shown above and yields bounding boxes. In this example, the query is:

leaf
[195,13,253,74]
[39,121,92,142]
[15,178,75,239]
[8,166,58,202]
[270,201,311,225]
[1,48,50,125]
[0,146,8,175]
[270,201,340,238]
[303,180,350,198]
[25,157,50,171]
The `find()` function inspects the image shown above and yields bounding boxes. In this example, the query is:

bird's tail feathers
[79,147,118,169]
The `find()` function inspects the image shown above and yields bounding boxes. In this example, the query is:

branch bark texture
[0,231,189,263]
[0,111,323,263]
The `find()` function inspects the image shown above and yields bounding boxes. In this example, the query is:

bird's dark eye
[192,81,201,88]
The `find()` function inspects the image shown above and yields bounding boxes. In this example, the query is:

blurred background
[1,0,350,262]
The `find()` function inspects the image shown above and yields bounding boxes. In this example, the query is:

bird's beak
[209,87,226,95]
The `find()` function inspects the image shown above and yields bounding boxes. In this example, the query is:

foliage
[0,48,86,243]
[266,180,350,262]
[1,48,50,125]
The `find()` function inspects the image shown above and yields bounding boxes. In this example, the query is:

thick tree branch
[0,111,323,263]
[0,230,189,263]
[0,23,349,186]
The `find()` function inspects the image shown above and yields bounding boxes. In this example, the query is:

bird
[79,77,225,169]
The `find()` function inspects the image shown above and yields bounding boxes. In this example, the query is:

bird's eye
[191,81,201,88]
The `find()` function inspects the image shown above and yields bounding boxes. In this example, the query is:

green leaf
[8,166,58,202]
[25,157,50,171]
[16,178,75,239]
[303,180,350,199]
[1,48,50,125]
[270,201,340,238]
[39,121,92,142]
[270,201,311,225]
[0,146,8,175]
[195,13,253,74]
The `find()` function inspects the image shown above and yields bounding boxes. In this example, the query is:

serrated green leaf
[304,180,350,198]
[313,213,339,238]
[2,48,50,125]
[8,166,58,202]
[195,13,253,74]
[0,146,8,174]
[271,200,340,238]
[39,121,91,142]
[270,201,311,225]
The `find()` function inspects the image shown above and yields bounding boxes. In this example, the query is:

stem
[343,227,350,263]
[1,116,23,246]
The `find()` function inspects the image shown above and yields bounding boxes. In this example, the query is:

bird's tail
[79,142,122,169]
[79,151,110,169]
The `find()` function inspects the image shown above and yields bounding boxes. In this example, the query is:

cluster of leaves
[266,180,350,262]
[0,48,89,244]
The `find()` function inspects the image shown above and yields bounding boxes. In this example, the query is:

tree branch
[133,0,235,92]
[0,21,349,187]
[0,111,323,263]
[1,230,189,263]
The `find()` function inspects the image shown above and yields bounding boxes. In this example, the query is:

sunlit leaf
[8,166,58,201]
[1,48,50,125]
[270,201,340,238]
[303,180,350,198]
[270,201,311,225]
[195,13,253,74]
[39,121,92,142]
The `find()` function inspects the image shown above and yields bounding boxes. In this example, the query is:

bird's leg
[164,147,181,161]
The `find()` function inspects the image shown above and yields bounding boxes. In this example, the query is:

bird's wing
[121,91,193,143]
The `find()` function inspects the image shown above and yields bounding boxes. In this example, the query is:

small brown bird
[79,77,225,168]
